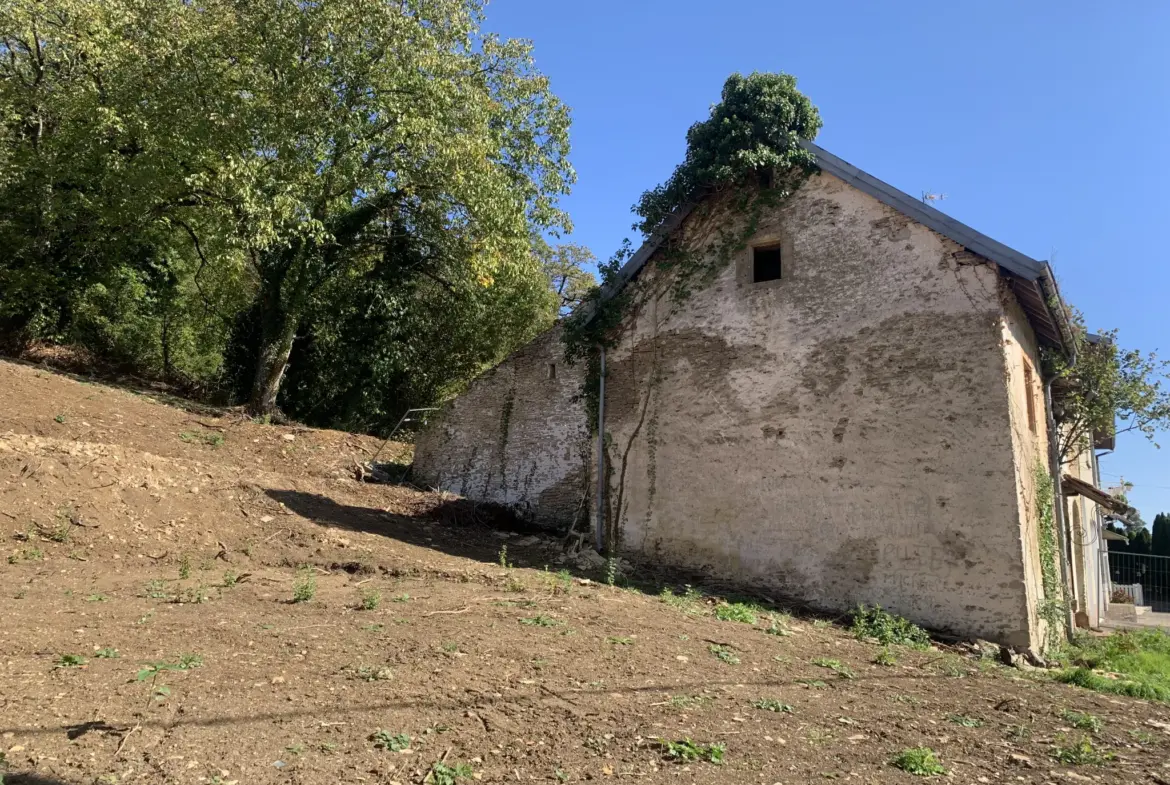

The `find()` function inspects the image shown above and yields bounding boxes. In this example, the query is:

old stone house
[414,142,1117,651]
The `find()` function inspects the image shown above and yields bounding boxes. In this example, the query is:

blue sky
[484,0,1170,522]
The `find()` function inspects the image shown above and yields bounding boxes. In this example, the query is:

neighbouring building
[414,141,1119,651]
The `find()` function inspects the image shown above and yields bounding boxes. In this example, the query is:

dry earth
[2,358,1169,785]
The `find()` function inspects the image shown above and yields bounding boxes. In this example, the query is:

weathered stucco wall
[603,171,1037,647]
[412,325,591,530]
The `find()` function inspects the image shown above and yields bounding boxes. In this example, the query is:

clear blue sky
[484,0,1170,522]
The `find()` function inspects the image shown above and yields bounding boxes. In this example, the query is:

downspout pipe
[1044,376,1077,642]
[594,346,606,553]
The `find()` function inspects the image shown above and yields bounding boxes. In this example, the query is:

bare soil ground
[2,358,1169,785]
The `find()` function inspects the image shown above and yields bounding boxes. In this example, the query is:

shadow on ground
[5,773,80,785]
[264,488,557,568]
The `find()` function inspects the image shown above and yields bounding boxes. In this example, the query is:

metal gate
[1107,551,1170,612]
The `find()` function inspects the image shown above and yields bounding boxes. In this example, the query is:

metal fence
[1107,551,1170,612]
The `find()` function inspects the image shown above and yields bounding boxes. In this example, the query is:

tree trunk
[247,280,298,417]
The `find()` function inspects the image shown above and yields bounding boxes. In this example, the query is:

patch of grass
[292,565,316,603]
[1051,734,1115,766]
[891,747,946,776]
[811,657,855,679]
[874,647,898,666]
[606,636,634,645]
[1060,709,1102,733]
[222,571,239,587]
[440,641,460,653]
[796,679,828,689]
[708,644,739,665]
[752,698,793,713]
[370,730,411,752]
[85,593,107,602]
[144,580,169,599]
[179,430,224,448]
[660,585,704,615]
[285,743,305,756]
[1054,629,1170,702]
[851,605,930,649]
[947,714,983,728]
[359,589,381,610]
[713,602,757,624]
[1128,728,1154,744]
[55,653,87,668]
[429,761,474,785]
[812,619,831,629]
[362,623,384,632]
[94,647,119,659]
[9,547,44,563]
[392,592,411,603]
[178,554,191,580]
[892,694,922,706]
[520,614,561,627]
[667,695,709,710]
[505,576,527,593]
[652,738,725,764]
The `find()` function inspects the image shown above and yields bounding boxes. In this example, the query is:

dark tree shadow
[264,489,554,568]
[5,774,82,785]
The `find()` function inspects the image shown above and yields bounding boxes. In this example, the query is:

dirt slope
[1,358,1169,785]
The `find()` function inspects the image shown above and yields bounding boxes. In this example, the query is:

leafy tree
[1153,513,1170,558]
[1049,321,1170,465]
[3,0,574,417]
[536,239,597,314]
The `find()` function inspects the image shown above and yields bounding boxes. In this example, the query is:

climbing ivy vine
[1034,462,1066,652]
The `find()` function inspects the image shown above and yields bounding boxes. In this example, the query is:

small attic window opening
[752,245,783,283]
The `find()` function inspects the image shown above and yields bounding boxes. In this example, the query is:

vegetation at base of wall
[850,605,931,649]
[1053,629,1170,702]
[1033,463,1067,652]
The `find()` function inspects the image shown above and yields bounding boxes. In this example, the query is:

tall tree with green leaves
[1152,513,1170,558]
[1048,322,1170,465]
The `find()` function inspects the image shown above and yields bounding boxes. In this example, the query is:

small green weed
[947,714,983,727]
[95,647,119,659]
[222,571,239,587]
[179,430,224,448]
[178,653,204,669]
[652,738,725,764]
[520,614,561,627]
[708,644,739,665]
[1128,728,1154,744]
[812,657,855,679]
[606,636,634,645]
[605,556,618,586]
[891,747,946,776]
[392,592,411,603]
[359,589,381,610]
[1051,734,1114,766]
[1060,709,1102,733]
[874,647,898,666]
[796,679,828,689]
[285,743,305,756]
[429,760,474,785]
[292,565,316,603]
[713,602,757,624]
[178,554,191,580]
[370,730,411,752]
[667,695,709,709]
[54,413,66,423]
[145,580,169,599]
[352,665,393,682]
[752,698,793,713]
[362,623,384,632]
[763,613,793,636]
[660,585,704,615]
[440,641,460,653]
[852,605,930,649]
[56,653,87,668]
[498,545,509,569]
[892,694,922,705]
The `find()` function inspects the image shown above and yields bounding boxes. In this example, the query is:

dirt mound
[1,358,1169,784]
